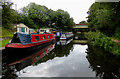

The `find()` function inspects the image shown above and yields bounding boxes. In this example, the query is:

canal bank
[85,31,120,56]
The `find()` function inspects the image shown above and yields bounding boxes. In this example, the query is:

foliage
[1,27,15,38]
[85,31,99,42]
[87,2,120,55]
[85,31,120,55]
[14,3,75,31]
[1,0,15,29]
[2,1,75,31]
[114,27,120,40]
[79,21,87,24]
[0,39,11,47]
[87,2,120,37]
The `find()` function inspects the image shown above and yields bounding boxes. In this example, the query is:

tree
[87,2,120,37]
[1,0,15,28]
[17,3,75,31]
[53,9,75,31]
[79,21,87,24]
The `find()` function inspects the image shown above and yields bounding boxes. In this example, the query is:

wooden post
[15,4,17,32]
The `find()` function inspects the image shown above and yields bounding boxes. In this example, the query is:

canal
[2,38,120,78]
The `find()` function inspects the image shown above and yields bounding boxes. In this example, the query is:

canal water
[2,38,120,78]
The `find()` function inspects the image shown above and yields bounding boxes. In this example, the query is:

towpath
[0,37,11,41]
[0,47,5,50]
[112,39,120,43]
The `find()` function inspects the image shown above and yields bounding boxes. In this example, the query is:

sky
[11,0,95,24]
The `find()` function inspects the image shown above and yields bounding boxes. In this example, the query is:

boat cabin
[14,23,29,34]
[39,28,52,33]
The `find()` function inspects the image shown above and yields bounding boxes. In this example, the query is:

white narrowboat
[60,32,74,40]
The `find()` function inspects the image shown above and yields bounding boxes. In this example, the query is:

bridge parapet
[73,24,88,29]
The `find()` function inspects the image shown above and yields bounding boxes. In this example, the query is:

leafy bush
[85,31,99,42]
[86,31,120,55]
[114,27,120,40]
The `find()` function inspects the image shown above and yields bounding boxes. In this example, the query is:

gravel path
[0,37,12,41]
[0,47,5,50]
[111,39,120,43]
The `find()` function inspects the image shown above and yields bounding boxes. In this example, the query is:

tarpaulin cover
[17,32,32,45]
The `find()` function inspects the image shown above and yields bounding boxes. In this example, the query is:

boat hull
[5,39,55,51]
[5,32,55,49]
[3,40,55,56]
[5,38,55,48]
[60,33,74,40]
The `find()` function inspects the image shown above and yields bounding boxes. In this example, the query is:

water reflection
[73,39,88,45]
[86,44,120,78]
[2,43,55,78]
[56,38,73,45]
[16,44,95,77]
[35,39,74,64]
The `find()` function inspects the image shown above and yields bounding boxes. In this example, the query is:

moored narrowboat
[5,32,55,49]
[60,32,74,40]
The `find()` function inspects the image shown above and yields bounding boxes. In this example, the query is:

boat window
[35,36,39,41]
[40,30,44,32]
[61,34,66,38]
[21,27,25,32]
[43,36,45,39]
[48,35,49,39]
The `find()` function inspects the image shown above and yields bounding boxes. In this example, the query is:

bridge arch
[72,24,89,39]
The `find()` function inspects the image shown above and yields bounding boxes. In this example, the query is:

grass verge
[0,39,11,47]
[0,27,15,38]
[85,31,120,55]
